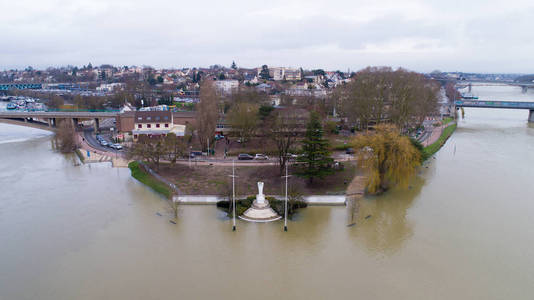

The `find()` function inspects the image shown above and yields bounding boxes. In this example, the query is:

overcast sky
[1,0,534,73]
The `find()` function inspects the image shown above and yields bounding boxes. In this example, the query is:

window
[138,124,142,129]
[134,134,138,139]
[164,116,169,120]
[147,124,151,128]
[165,123,169,128]
[147,117,151,121]
[156,124,160,128]
[155,117,160,121]
[137,117,142,121]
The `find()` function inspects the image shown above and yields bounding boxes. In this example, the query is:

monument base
[239,200,281,223]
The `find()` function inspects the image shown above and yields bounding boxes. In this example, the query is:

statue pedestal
[239,198,281,222]
[239,183,281,222]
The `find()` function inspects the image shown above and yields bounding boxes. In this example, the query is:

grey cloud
[1,0,534,72]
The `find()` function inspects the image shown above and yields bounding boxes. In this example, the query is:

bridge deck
[455,100,534,110]
[0,111,119,118]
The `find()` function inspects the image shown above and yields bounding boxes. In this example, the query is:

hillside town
[1,62,462,197]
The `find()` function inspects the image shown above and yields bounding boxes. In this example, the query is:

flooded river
[1,84,533,299]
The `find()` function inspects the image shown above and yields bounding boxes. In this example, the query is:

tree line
[336,67,439,131]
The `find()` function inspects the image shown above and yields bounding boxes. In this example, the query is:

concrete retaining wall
[173,195,346,206]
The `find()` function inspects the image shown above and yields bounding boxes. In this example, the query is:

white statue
[256,182,265,205]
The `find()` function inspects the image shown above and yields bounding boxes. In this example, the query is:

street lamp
[228,160,238,231]
[282,160,291,232]
[189,146,192,168]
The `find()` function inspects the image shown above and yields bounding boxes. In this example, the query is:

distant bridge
[0,110,120,132]
[456,81,534,93]
[455,100,534,122]
[0,83,43,91]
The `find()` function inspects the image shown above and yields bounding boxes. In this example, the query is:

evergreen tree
[297,112,333,183]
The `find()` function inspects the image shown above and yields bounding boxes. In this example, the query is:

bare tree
[55,120,77,153]
[164,133,186,164]
[337,67,439,131]
[265,108,300,175]
[227,101,259,145]
[196,80,218,151]
[127,138,167,171]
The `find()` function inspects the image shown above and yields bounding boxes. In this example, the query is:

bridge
[455,100,534,122]
[0,110,120,132]
[457,82,534,93]
[0,83,43,91]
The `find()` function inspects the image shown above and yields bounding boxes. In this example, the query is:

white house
[132,111,185,141]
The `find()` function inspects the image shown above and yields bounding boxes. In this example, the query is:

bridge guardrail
[455,100,534,109]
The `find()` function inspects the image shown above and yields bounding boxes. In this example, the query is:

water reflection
[347,176,425,254]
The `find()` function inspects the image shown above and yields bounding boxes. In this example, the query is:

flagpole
[232,160,236,231]
[283,162,291,232]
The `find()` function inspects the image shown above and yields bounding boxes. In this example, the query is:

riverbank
[128,161,174,198]
[0,118,55,132]
[128,160,350,205]
[422,121,457,160]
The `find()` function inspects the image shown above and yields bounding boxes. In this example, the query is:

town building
[270,67,302,81]
[131,111,185,141]
[215,79,239,94]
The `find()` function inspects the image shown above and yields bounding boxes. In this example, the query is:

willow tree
[352,124,421,194]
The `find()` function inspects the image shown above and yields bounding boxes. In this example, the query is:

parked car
[190,151,203,158]
[99,140,108,147]
[286,153,299,160]
[345,148,355,154]
[254,154,269,160]
[214,134,225,140]
[111,143,123,150]
[238,154,254,160]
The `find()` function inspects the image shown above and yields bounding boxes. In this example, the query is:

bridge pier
[529,110,534,123]
[47,118,56,127]
[94,118,100,133]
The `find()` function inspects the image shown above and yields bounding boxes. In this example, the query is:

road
[80,127,354,166]
[82,129,122,154]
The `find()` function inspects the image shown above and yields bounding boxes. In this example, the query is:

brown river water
[0,84,533,299]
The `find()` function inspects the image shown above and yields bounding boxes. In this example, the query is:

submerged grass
[74,148,85,163]
[128,161,173,198]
